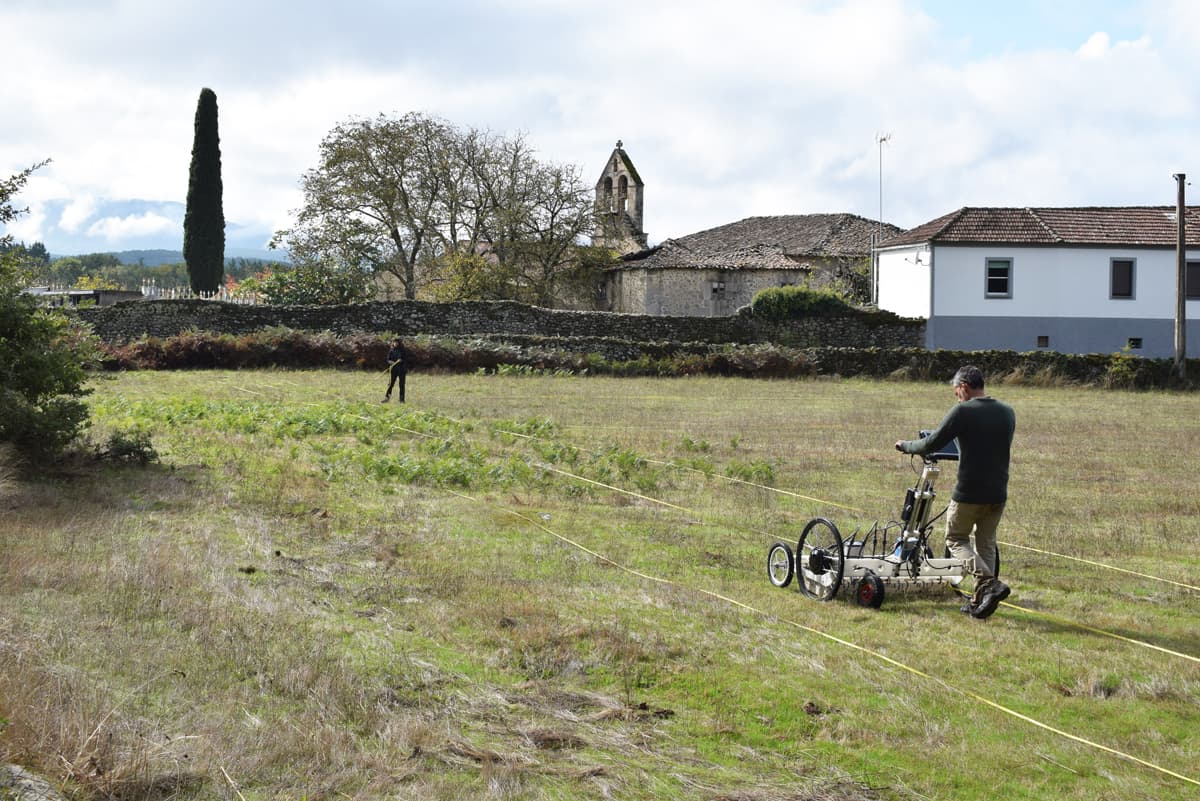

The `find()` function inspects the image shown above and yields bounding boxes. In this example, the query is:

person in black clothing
[895,365,1016,619]
[383,339,406,403]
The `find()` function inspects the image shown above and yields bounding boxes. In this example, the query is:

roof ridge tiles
[1023,207,1063,243]
[882,204,1200,248]
[935,207,968,238]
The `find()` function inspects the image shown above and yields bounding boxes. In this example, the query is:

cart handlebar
[895,430,959,462]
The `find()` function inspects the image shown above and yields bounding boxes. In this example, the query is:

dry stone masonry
[74,299,925,349]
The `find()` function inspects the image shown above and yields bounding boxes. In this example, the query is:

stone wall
[606,259,856,318]
[74,298,925,349]
[607,267,813,316]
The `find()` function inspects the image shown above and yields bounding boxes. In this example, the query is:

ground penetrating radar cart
[767,432,998,608]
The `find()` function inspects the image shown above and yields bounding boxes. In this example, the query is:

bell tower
[594,140,647,253]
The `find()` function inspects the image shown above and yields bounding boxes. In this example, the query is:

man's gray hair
[951,365,985,389]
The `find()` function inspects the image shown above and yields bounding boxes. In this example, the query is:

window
[1111,258,1135,299]
[1037,335,1049,348]
[985,258,1012,298]
[1187,261,1200,300]
[1127,337,1143,350]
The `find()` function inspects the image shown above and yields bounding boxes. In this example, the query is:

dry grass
[1,370,1197,800]
[0,444,16,500]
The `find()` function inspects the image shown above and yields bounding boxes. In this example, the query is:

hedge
[96,328,1198,390]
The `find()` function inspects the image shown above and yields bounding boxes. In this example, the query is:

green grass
[1,369,1198,800]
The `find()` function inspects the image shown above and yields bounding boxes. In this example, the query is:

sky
[2,0,1198,258]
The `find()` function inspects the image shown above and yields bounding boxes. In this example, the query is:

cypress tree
[183,87,224,293]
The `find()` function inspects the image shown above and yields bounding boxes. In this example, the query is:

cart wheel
[854,573,885,608]
[767,541,795,588]
[796,517,845,601]
[947,544,1002,595]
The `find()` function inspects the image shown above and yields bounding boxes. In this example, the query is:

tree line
[0,98,628,468]
[0,243,284,293]
[272,112,615,307]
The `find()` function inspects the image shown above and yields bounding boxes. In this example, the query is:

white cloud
[1078,31,1112,58]
[85,212,176,241]
[4,0,1200,253]
[58,196,97,232]
[5,205,47,245]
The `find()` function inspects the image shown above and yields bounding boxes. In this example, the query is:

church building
[594,142,897,316]
[593,141,648,254]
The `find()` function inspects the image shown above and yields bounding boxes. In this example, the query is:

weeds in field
[2,371,1198,800]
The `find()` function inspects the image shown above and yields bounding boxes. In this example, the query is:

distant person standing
[383,339,407,403]
[895,365,1015,619]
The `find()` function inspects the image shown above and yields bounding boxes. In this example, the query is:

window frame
[1186,260,1200,300]
[984,258,1012,299]
[1110,257,1136,300]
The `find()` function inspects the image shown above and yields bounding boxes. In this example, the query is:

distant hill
[106,248,291,266]
[49,248,290,266]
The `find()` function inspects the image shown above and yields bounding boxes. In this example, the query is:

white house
[876,206,1200,358]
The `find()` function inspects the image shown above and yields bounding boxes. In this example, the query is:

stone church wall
[607,268,814,317]
[73,298,925,349]
[606,265,856,317]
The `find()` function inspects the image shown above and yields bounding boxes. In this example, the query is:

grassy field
[1,369,1198,801]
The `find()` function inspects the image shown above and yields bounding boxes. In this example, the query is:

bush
[749,285,855,320]
[258,263,373,305]
[1,164,101,463]
[100,429,159,464]
[94,328,1199,391]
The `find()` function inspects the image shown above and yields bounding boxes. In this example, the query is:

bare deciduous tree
[273,113,595,304]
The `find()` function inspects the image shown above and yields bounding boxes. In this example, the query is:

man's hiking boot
[971,582,1011,619]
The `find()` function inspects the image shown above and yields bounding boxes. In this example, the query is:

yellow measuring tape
[442,487,1200,788]
[997,541,1200,593]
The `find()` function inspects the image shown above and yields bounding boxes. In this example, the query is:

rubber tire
[796,517,845,602]
[854,573,885,608]
[767,541,795,588]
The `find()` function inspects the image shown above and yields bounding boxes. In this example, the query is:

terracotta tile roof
[618,213,901,271]
[881,206,1200,248]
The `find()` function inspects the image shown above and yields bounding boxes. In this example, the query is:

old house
[876,206,1200,358]
[604,213,900,316]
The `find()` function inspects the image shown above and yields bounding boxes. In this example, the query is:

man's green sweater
[899,397,1016,504]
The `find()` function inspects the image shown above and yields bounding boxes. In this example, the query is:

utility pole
[877,132,891,240]
[874,132,891,305]
[1173,173,1187,382]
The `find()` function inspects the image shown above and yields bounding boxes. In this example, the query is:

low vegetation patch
[95,328,1198,390]
[1,371,1196,800]
[750,285,857,318]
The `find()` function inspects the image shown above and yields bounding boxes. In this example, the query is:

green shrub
[1,163,101,463]
[93,329,1199,390]
[258,263,373,305]
[100,429,159,464]
[749,285,855,320]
